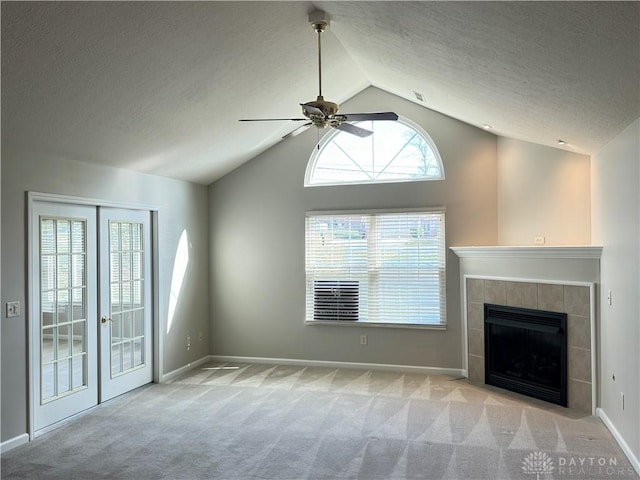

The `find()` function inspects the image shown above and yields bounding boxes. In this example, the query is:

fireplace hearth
[484,303,567,406]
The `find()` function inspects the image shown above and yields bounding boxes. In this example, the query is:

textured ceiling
[2,1,639,185]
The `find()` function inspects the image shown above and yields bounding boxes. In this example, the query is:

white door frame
[27,192,161,439]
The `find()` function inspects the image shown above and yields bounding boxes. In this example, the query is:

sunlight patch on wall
[167,229,189,334]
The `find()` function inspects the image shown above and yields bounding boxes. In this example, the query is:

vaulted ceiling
[2,2,638,185]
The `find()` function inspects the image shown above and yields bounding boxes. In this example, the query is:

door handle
[100,316,112,324]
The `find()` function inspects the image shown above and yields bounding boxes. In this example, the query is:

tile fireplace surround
[451,246,602,415]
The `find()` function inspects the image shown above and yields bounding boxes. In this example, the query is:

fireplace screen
[484,304,567,406]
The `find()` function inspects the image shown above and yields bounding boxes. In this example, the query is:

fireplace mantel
[450,245,602,259]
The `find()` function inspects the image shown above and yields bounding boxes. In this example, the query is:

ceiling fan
[239,12,398,139]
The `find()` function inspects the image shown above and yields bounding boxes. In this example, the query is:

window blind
[305,210,446,325]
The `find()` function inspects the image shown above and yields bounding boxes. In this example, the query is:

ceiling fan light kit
[240,9,398,139]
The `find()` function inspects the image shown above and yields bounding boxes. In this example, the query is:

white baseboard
[208,355,465,377]
[161,355,211,382]
[597,408,640,476]
[1,433,29,454]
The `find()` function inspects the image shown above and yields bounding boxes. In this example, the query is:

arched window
[304,117,444,186]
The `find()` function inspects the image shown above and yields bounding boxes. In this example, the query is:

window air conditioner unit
[313,280,359,321]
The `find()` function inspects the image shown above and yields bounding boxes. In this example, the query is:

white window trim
[305,207,447,329]
[305,319,447,330]
[304,116,445,187]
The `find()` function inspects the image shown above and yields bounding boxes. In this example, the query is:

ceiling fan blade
[335,122,373,138]
[282,123,312,139]
[239,118,308,122]
[341,112,399,122]
[300,103,325,117]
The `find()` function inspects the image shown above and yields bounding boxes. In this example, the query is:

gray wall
[208,87,497,369]
[591,118,640,462]
[1,152,210,443]
[497,137,591,245]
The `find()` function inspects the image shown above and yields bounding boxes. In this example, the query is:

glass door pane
[109,221,146,376]
[40,218,88,402]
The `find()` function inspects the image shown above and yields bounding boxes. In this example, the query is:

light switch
[6,301,21,318]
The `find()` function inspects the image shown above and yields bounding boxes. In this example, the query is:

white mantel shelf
[450,245,603,259]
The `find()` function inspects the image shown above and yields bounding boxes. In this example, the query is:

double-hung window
[305,209,446,327]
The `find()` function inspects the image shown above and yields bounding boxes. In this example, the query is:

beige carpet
[2,361,637,479]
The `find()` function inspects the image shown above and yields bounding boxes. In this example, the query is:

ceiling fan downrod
[312,20,328,99]
[304,18,338,125]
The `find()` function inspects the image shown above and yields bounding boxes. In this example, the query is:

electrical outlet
[621,392,625,411]
[607,290,612,306]
[187,332,191,351]
[534,236,545,245]
[360,335,368,346]
[6,301,20,318]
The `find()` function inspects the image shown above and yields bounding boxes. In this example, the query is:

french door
[31,201,153,432]
[98,208,152,402]
[31,203,98,431]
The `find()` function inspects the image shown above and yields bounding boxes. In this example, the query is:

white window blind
[305,210,446,326]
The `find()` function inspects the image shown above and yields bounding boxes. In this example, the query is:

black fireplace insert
[484,303,567,406]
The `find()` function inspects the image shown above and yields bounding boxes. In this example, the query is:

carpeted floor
[1,361,638,479]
